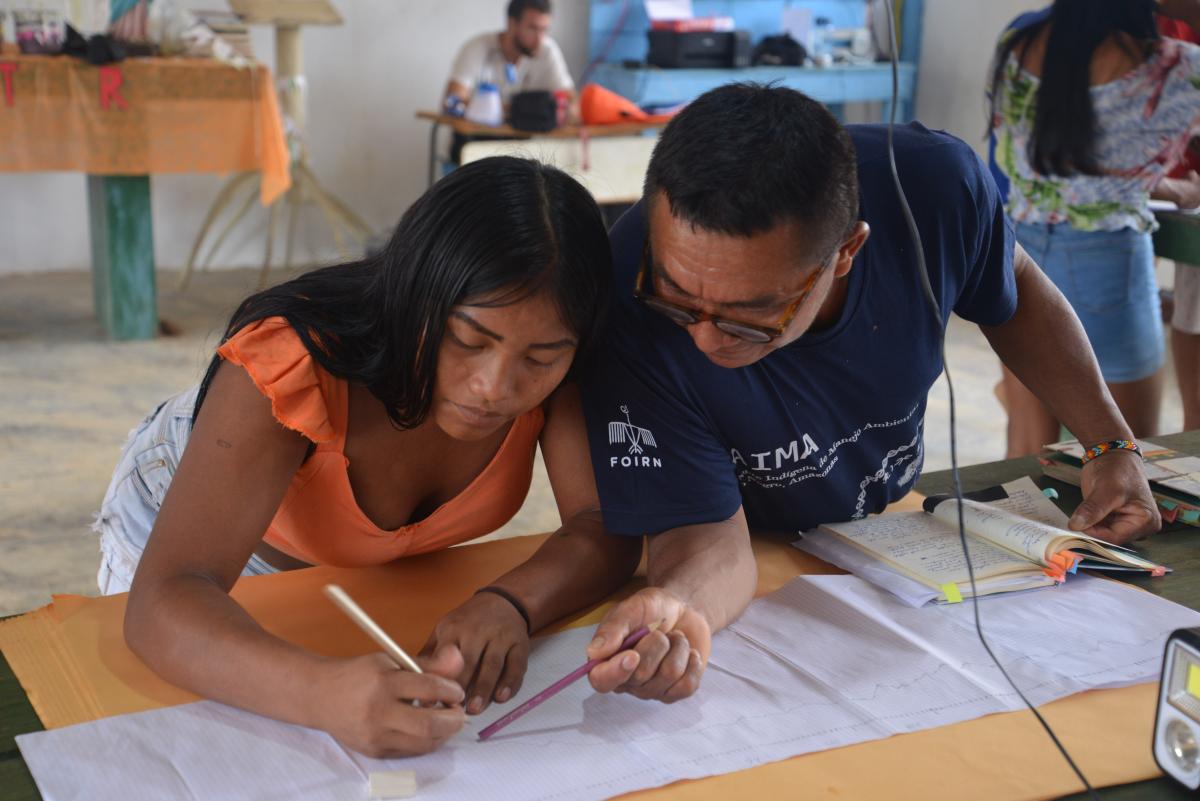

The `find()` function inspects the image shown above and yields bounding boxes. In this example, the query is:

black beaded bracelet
[475,586,532,634]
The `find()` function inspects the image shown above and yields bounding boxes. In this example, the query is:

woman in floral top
[989,0,1200,455]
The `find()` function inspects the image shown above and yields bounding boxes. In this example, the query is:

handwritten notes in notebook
[797,477,1164,604]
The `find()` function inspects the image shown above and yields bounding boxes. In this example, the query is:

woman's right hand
[311,648,468,758]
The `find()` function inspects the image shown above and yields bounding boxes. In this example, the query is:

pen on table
[477,622,659,741]
[322,584,423,674]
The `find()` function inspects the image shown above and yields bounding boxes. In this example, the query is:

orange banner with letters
[0,48,290,205]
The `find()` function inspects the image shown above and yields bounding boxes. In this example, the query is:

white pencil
[323,584,423,674]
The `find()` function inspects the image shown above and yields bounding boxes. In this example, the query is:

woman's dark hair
[194,156,611,430]
[644,82,858,262]
[988,0,1159,176]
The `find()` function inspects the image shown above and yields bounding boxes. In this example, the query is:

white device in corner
[1155,627,1200,789]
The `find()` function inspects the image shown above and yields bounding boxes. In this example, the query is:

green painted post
[87,175,157,340]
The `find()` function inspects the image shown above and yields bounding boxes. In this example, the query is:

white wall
[0,0,588,275]
[0,0,1038,275]
[914,0,1043,157]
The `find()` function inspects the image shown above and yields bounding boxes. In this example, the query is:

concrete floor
[0,267,1184,615]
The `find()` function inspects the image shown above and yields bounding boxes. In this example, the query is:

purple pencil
[477,624,655,741]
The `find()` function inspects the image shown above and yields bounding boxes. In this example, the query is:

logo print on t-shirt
[607,405,662,468]
[608,405,657,454]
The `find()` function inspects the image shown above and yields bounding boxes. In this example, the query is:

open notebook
[796,477,1165,605]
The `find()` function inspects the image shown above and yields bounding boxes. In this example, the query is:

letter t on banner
[98,66,129,110]
[0,63,17,107]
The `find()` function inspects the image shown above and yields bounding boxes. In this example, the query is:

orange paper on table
[0,491,1168,799]
[0,51,290,205]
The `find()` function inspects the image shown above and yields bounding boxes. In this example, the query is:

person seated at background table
[988,0,1200,456]
[442,0,574,114]
[564,83,1161,707]
[93,156,643,757]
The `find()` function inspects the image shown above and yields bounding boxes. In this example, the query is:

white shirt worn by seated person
[449,31,574,103]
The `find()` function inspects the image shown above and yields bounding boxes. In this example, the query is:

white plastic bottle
[464,81,503,126]
[811,16,833,67]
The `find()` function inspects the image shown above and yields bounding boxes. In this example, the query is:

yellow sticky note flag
[1187,664,1200,699]
[941,583,963,604]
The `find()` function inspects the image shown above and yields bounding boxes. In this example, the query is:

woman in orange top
[94,157,643,757]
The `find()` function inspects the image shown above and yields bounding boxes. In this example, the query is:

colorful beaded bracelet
[1079,439,1142,464]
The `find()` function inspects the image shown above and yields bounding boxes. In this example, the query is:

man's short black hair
[644,83,859,260]
[507,0,551,20]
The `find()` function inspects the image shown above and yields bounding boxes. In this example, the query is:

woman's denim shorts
[1015,222,1164,384]
[93,385,278,595]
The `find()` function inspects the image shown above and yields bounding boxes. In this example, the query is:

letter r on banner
[99,66,129,110]
[0,62,17,107]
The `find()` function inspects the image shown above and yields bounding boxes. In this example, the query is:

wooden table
[415,111,666,189]
[5,431,1200,799]
[0,49,290,340]
[914,430,1200,800]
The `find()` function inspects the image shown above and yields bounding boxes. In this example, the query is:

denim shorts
[93,385,278,595]
[1015,222,1164,383]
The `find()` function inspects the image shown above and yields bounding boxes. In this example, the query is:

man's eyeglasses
[633,240,827,344]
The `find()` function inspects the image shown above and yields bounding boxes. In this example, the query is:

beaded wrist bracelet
[1079,439,1142,465]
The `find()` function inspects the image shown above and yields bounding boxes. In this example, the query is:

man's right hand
[586,587,712,703]
[313,647,467,758]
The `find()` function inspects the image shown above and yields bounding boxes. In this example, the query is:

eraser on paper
[369,770,417,799]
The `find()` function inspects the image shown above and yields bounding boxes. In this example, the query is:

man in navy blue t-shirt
[576,84,1159,705]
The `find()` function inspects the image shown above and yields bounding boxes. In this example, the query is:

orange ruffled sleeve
[216,317,338,443]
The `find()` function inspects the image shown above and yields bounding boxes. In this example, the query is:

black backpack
[509,90,559,132]
[752,34,806,67]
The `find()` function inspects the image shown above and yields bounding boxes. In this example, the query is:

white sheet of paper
[19,575,1199,801]
[644,0,692,21]
[989,475,1071,527]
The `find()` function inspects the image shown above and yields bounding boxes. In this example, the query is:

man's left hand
[1068,451,1161,545]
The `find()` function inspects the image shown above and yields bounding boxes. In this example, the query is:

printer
[647,29,753,69]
